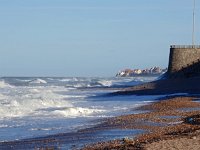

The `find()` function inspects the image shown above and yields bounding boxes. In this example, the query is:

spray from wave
[0,76,158,141]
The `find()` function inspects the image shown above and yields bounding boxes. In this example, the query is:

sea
[0,76,161,147]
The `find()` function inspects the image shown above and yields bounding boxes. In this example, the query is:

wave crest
[52,107,105,118]
[0,80,13,88]
[29,79,47,84]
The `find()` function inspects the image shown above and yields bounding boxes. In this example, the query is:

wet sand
[83,96,200,150]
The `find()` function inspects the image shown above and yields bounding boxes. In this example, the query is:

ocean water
[0,76,159,142]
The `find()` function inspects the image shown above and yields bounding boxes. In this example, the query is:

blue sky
[0,0,199,77]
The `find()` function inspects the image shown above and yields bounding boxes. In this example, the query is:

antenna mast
[192,0,196,46]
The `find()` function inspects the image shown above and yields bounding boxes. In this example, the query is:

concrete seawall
[167,45,200,78]
[113,45,200,95]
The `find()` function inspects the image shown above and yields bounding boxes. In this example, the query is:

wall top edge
[170,45,200,49]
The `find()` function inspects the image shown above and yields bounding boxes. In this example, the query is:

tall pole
[192,0,196,46]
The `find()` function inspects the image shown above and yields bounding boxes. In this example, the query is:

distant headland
[116,67,167,77]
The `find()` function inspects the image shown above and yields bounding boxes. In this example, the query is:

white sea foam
[30,127,62,131]
[29,79,47,84]
[58,79,72,82]
[52,107,105,118]
[0,84,105,119]
[16,79,32,82]
[0,86,73,118]
[97,80,113,87]
[0,76,159,142]
[73,83,87,88]
[0,80,13,88]
[0,93,9,100]
[0,124,8,128]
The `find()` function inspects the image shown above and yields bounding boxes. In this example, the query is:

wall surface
[167,46,200,78]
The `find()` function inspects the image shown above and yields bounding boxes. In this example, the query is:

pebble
[192,136,197,139]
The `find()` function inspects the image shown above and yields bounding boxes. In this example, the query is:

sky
[0,0,199,77]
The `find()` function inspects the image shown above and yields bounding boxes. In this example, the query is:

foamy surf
[0,80,13,88]
[52,107,106,118]
[0,85,96,118]
[29,78,47,84]
[0,76,159,142]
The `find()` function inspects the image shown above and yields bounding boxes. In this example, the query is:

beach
[0,0,198,149]
[83,96,200,150]
[0,95,200,150]
[1,95,200,149]
[0,77,158,149]
[1,77,200,149]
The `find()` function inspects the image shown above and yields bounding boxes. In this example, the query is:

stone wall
[167,45,200,78]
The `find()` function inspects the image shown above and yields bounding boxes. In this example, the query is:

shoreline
[1,95,200,149]
[111,77,200,96]
[83,96,200,150]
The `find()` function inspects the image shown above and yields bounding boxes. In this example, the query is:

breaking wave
[52,107,105,118]
[29,79,47,84]
[0,80,13,88]
[0,87,71,118]
[0,76,159,142]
